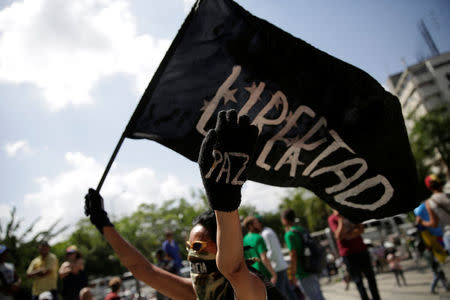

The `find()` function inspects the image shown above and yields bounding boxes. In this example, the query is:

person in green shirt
[243,216,277,285]
[281,209,326,300]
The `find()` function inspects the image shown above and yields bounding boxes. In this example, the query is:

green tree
[126,196,207,259]
[409,104,450,199]
[278,188,331,232]
[279,189,308,228]
[237,204,258,220]
[409,105,450,171]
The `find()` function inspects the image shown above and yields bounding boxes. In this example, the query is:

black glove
[84,188,114,234]
[198,109,258,211]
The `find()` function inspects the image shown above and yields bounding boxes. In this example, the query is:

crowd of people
[2,110,450,300]
[0,241,89,300]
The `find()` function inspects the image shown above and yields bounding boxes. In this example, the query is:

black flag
[124,0,418,222]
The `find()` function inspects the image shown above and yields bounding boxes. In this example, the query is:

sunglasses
[186,240,208,252]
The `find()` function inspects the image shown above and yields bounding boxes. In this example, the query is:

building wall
[387,52,450,132]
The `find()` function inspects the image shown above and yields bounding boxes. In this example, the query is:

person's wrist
[90,210,114,234]
[207,192,241,212]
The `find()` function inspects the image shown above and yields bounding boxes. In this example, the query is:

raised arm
[333,215,345,240]
[333,215,363,240]
[84,189,195,300]
[214,211,244,276]
[198,110,265,300]
[215,211,265,299]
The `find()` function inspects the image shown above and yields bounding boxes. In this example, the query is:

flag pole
[96,132,126,192]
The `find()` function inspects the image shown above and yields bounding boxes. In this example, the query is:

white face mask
[187,249,232,300]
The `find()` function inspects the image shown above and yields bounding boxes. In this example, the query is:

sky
[1,0,449,238]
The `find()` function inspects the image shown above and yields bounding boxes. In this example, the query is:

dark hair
[281,208,296,223]
[109,277,121,292]
[429,180,443,192]
[243,216,257,230]
[39,241,50,247]
[192,210,217,242]
[156,249,165,257]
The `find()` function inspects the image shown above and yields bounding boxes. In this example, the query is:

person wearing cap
[59,246,79,279]
[104,277,121,300]
[417,174,450,252]
[59,245,88,300]
[0,245,21,300]
[27,241,59,300]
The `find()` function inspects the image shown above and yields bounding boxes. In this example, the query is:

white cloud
[4,140,33,157]
[22,152,192,236]
[183,0,196,13]
[242,182,295,213]
[160,175,190,200]
[0,0,170,110]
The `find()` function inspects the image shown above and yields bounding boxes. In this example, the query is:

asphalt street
[321,258,450,300]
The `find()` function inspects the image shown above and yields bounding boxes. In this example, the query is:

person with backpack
[281,209,326,300]
[417,174,450,252]
[328,210,380,300]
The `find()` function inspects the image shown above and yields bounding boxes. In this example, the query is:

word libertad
[196,66,393,211]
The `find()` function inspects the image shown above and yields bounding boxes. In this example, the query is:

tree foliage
[409,104,450,171]
[278,188,332,232]
[409,103,450,198]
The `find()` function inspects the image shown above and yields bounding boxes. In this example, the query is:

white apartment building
[387,51,450,131]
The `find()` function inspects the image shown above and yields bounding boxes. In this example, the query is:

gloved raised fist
[84,188,114,234]
[198,109,258,211]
